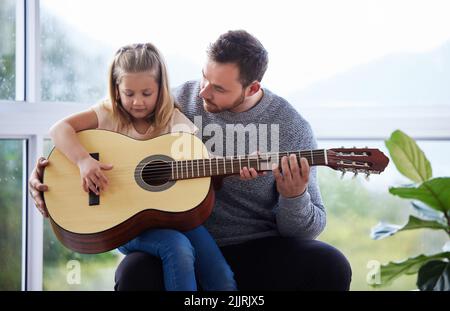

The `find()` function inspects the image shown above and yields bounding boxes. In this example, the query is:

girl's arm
[49,110,98,165]
[49,110,112,194]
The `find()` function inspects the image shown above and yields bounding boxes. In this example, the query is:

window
[318,140,450,290]
[0,0,16,100]
[0,139,25,290]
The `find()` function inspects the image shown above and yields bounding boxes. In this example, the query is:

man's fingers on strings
[281,156,292,181]
[289,154,300,177]
[300,157,310,182]
[272,163,283,182]
[240,167,252,180]
[249,168,258,178]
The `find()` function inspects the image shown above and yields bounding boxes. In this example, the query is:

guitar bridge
[89,152,100,206]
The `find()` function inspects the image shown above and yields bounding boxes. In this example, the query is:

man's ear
[246,81,261,97]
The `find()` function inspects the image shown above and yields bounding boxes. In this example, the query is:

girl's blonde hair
[106,42,175,134]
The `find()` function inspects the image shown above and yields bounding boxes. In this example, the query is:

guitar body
[43,130,214,254]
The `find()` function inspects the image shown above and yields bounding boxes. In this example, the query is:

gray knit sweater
[173,81,325,246]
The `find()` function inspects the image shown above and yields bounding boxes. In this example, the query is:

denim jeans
[118,225,237,291]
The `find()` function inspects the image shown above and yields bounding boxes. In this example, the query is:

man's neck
[230,89,264,113]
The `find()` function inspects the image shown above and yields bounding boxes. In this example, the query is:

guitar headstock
[327,147,389,178]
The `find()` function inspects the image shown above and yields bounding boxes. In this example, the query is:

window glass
[0,0,16,100]
[40,0,450,108]
[0,139,24,290]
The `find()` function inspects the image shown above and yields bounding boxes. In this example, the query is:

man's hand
[29,157,50,217]
[239,167,260,180]
[239,151,267,180]
[272,155,309,198]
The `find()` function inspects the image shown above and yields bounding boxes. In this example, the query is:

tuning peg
[340,170,346,179]
[352,171,358,179]
[365,173,370,181]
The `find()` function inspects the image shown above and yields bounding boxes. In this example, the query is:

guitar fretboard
[168,149,328,180]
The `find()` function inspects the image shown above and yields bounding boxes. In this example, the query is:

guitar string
[59,151,331,178]
[50,150,374,182]
[87,150,333,172]
[55,155,372,181]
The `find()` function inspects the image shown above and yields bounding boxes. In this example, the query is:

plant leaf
[411,201,447,223]
[385,130,432,183]
[370,252,450,287]
[389,177,450,213]
[443,242,450,252]
[417,260,450,291]
[371,215,450,240]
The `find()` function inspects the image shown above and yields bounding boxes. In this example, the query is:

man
[30,30,351,290]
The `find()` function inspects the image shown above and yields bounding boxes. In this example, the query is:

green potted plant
[370,130,450,290]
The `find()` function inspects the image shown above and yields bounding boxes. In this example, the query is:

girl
[49,42,237,291]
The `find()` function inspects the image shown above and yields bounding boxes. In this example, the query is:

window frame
[0,0,449,291]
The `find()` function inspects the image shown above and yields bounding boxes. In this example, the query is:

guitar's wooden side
[49,184,215,254]
[43,130,213,253]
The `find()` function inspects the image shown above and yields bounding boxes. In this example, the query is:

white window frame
[0,0,449,291]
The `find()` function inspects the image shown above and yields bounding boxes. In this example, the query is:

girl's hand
[77,156,113,195]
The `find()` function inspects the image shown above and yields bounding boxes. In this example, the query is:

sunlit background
[1,0,449,290]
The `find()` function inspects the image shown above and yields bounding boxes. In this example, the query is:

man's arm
[272,119,326,239]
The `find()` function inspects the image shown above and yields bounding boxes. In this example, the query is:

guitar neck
[170,149,328,180]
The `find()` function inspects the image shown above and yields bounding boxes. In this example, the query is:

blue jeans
[118,225,237,291]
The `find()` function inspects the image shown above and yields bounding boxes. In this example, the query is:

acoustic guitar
[43,130,389,253]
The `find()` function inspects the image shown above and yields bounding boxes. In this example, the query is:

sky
[41,0,450,96]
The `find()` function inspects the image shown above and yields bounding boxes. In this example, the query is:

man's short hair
[207,30,268,87]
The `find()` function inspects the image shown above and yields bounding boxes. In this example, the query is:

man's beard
[202,90,245,113]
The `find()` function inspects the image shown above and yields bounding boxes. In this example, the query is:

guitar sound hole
[142,160,171,186]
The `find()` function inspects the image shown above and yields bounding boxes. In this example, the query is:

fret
[247,156,250,169]
[256,155,260,170]
[310,149,314,165]
[180,160,183,179]
[239,155,242,171]
[203,158,206,177]
[223,157,226,174]
[216,157,219,175]
[191,160,194,178]
[209,158,212,176]
[197,159,200,177]
[171,161,174,179]
[324,149,328,165]
[230,156,234,173]
[176,160,179,179]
